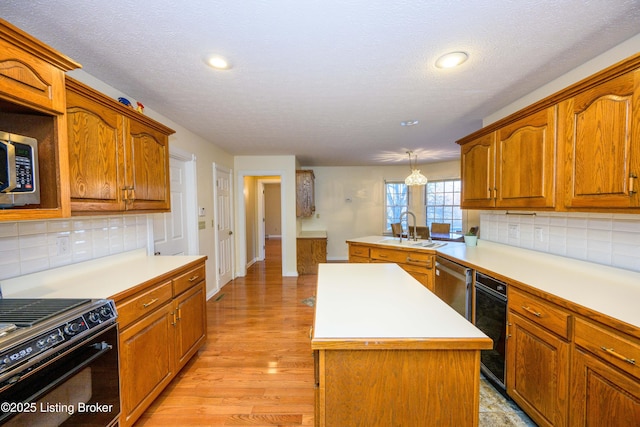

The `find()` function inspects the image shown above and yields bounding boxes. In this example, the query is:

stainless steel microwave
[0,130,40,207]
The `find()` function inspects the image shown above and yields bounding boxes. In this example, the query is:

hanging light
[404,151,428,186]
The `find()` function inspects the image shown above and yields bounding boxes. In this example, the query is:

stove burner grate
[0,299,91,327]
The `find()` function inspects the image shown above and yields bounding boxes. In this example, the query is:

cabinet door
[560,70,640,209]
[119,302,175,427]
[296,170,315,217]
[66,89,126,212]
[0,38,67,113]
[461,132,496,208]
[174,282,207,370]
[496,106,557,208]
[507,311,569,427]
[571,347,640,427]
[126,118,170,211]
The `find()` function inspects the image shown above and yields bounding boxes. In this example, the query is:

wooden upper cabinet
[495,106,556,208]
[66,88,125,211]
[296,170,315,217]
[65,77,174,214]
[126,119,170,211]
[461,132,496,208]
[559,70,640,209]
[0,21,79,114]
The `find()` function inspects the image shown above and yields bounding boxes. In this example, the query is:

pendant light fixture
[404,151,428,186]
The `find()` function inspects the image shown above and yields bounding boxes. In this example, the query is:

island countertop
[312,263,491,350]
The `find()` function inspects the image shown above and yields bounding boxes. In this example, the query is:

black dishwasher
[475,271,508,391]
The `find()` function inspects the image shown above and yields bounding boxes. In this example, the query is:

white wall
[234,155,297,276]
[484,33,640,125]
[299,160,478,260]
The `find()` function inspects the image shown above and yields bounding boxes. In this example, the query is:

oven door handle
[475,282,507,303]
[7,342,113,404]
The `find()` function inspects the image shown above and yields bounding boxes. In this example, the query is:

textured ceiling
[1,1,639,166]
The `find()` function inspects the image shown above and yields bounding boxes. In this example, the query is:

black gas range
[0,298,120,426]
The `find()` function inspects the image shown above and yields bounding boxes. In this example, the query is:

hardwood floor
[135,238,316,426]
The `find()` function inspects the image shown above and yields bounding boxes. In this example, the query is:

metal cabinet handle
[600,346,636,365]
[630,173,638,194]
[522,305,541,317]
[143,298,158,308]
[171,311,177,326]
[188,274,200,282]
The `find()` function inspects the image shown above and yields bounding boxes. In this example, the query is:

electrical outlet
[56,235,70,256]
[535,227,544,242]
[508,224,520,239]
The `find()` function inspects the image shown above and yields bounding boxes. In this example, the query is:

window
[425,179,462,232]
[384,181,409,233]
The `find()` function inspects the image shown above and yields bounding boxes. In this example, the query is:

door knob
[229,230,233,235]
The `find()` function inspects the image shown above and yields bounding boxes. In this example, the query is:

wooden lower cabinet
[297,235,327,275]
[114,260,207,427]
[119,302,175,426]
[506,285,640,426]
[348,242,435,291]
[507,311,570,427]
[570,317,640,426]
[571,347,640,426]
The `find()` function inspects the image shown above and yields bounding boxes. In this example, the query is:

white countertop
[436,240,640,329]
[313,263,489,343]
[348,236,640,329]
[298,230,327,238]
[0,249,206,300]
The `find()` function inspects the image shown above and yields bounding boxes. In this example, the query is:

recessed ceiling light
[435,51,468,69]
[401,120,419,126]
[206,55,232,70]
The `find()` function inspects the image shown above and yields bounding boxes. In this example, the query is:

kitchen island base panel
[318,349,481,426]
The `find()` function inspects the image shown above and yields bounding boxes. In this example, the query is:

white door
[153,157,188,255]
[215,165,233,286]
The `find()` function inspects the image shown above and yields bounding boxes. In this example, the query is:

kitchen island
[311,263,492,427]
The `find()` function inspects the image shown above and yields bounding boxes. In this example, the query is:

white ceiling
[1,1,639,166]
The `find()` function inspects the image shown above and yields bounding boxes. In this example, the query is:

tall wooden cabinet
[296,170,315,217]
[65,77,174,214]
[559,69,640,209]
[0,19,80,221]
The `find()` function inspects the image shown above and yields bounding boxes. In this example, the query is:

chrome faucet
[399,211,417,242]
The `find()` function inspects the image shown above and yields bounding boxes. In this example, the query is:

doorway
[257,178,281,262]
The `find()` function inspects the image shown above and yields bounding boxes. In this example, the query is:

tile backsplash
[0,215,151,281]
[480,212,640,273]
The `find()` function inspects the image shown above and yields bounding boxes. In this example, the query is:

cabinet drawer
[349,245,370,259]
[575,318,640,380]
[117,281,173,329]
[370,247,406,263]
[404,252,434,269]
[173,264,206,296]
[509,288,571,339]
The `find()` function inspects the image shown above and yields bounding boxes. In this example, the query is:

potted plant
[463,228,478,247]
